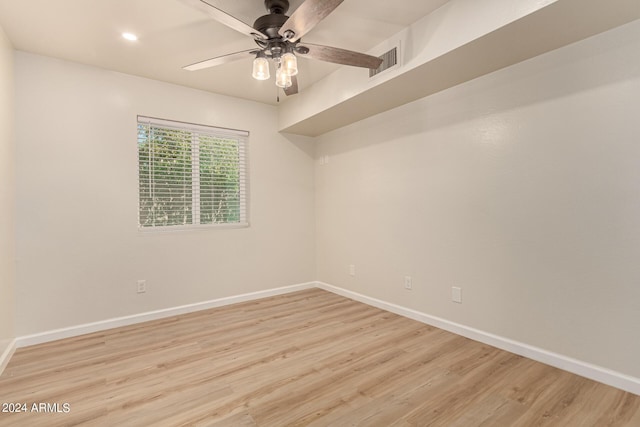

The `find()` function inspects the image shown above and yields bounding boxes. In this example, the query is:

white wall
[8,14,640,386]
[0,25,15,356]
[14,52,315,336]
[315,20,640,379]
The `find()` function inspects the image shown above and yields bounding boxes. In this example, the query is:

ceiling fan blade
[298,43,383,69]
[183,49,256,71]
[180,0,267,40]
[284,75,299,96]
[278,0,344,42]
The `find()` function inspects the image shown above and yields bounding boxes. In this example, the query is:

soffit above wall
[278,0,640,136]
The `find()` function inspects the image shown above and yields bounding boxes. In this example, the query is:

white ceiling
[0,0,450,105]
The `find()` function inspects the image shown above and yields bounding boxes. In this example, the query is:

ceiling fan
[181,0,383,96]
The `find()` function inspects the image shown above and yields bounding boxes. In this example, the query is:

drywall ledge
[279,0,640,137]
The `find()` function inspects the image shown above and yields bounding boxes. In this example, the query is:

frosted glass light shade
[275,66,292,88]
[252,56,270,80]
[281,52,298,76]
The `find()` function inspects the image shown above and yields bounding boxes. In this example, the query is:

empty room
[1,0,639,425]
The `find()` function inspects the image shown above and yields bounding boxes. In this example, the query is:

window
[137,116,248,229]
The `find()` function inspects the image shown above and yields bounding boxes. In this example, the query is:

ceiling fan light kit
[182,0,383,97]
[275,65,293,88]
[280,51,298,76]
[252,51,271,80]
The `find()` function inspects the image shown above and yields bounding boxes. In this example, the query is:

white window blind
[137,116,249,229]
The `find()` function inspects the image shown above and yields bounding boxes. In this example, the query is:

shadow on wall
[280,132,316,159]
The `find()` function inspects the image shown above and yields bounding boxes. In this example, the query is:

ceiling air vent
[369,47,398,77]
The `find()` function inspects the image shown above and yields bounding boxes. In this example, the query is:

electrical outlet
[137,280,147,294]
[404,276,412,290]
[349,264,356,276]
[452,286,462,303]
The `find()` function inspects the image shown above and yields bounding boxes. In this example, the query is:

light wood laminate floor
[1,288,638,426]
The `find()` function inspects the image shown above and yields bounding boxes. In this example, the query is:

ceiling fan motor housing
[253,13,289,39]
[254,0,292,52]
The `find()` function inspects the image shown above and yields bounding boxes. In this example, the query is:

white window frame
[137,116,249,231]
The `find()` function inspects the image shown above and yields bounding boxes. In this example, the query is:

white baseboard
[316,281,640,396]
[11,280,640,396]
[16,282,316,348]
[0,338,17,376]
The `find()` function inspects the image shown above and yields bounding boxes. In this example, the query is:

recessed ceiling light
[122,32,138,42]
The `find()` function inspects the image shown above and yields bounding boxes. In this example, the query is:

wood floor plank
[1,288,638,426]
